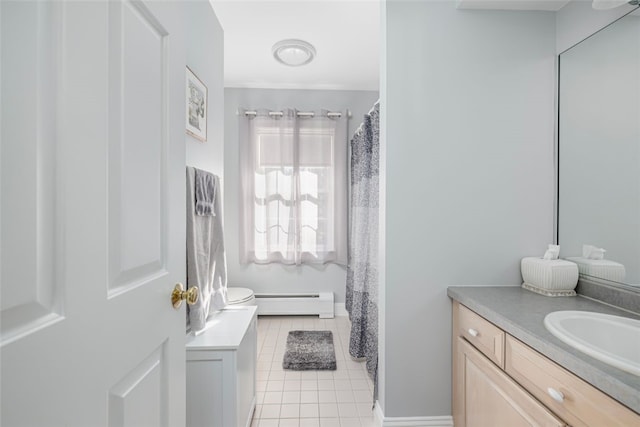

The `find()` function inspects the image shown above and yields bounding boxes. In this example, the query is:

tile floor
[250,315,377,427]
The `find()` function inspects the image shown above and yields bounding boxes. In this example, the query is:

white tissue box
[565,257,626,283]
[521,257,579,297]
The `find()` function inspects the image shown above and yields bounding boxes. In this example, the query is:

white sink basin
[544,311,640,376]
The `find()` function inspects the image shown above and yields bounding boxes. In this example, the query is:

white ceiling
[210,0,577,90]
[209,0,380,91]
[456,0,571,11]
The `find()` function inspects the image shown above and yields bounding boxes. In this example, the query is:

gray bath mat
[283,330,337,370]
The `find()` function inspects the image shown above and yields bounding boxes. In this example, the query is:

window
[239,109,347,265]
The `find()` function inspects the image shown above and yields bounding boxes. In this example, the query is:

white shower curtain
[346,102,379,398]
[238,109,348,265]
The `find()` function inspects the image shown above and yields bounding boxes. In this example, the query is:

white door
[1,1,187,425]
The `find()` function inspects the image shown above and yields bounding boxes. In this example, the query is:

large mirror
[558,8,640,288]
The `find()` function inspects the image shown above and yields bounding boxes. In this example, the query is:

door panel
[1,1,186,425]
[108,343,167,427]
[108,0,168,294]
[0,0,64,347]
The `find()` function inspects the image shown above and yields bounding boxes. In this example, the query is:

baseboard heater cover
[254,292,334,318]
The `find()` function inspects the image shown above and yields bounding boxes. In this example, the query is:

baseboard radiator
[254,292,334,318]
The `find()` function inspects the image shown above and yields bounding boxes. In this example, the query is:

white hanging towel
[186,166,228,333]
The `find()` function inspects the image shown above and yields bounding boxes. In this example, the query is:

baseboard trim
[255,292,333,317]
[374,402,453,427]
[334,303,348,317]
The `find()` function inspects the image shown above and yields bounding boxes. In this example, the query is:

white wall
[224,88,379,303]
[556,0,636,53]
[185,2,224,179]
[381,1,556,418]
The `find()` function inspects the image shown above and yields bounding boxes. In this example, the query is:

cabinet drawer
[456,303,505,368]
[505,335,640,427]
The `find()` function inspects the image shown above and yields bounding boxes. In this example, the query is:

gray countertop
[447,286,640,414]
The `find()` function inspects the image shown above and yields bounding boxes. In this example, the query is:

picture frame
[185,66,207,142]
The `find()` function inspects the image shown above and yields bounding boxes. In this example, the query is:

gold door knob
[172,283,199,309]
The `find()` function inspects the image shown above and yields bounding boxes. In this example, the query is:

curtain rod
[242,110,350,118]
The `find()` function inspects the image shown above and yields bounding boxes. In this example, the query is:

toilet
[226,287,256,306]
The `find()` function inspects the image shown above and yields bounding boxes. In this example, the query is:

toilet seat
[227,287,255,305]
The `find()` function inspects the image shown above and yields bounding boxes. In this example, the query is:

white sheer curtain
[239,109,347,265]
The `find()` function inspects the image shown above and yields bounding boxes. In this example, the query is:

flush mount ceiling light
[592,0,639,9]
[272,39,316,67]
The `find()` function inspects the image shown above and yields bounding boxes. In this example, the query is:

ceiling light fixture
[592,0,639,9]
[272,39,316,67]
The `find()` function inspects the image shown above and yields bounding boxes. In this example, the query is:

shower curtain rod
[243,110,351,118]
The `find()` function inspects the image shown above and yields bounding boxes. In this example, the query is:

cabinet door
[456,337,565,427]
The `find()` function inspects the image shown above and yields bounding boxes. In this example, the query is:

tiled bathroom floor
[251,315,377,427]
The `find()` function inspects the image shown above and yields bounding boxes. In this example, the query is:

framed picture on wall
[185,66,207,142]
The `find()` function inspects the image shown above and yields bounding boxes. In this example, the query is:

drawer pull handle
[547,387,564,403]
[467,328,479,337]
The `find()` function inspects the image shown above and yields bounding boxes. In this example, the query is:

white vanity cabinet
[186,306,258,427]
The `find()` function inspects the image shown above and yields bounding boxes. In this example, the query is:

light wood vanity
[452,301,640,427]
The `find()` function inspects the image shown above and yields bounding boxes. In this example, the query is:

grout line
[252,316,376,427]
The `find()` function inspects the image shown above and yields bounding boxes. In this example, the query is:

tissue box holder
[521,257,578,297]
[565,257,626,283]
